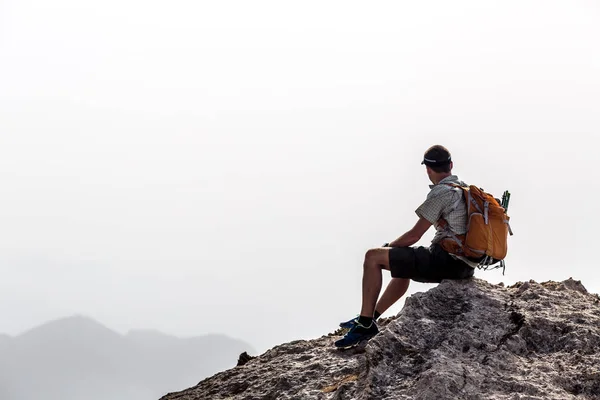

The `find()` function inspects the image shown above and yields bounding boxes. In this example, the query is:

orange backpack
[440,185,513,272]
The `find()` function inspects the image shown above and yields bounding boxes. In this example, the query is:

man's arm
[386,217,432,248]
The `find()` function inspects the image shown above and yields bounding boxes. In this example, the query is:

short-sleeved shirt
[415,175,468,245]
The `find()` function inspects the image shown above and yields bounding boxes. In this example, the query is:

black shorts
[388,244,475,283]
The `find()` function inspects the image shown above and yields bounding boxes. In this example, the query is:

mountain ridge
[0,315,255,400]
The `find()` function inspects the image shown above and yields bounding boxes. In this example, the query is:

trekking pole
[501,191,511,211]
[502,190,514,236]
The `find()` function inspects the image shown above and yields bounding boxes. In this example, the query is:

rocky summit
[160,278,600,400]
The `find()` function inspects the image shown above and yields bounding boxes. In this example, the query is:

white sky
[1,0,599,353]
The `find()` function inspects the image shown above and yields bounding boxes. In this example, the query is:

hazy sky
[1,0,599,353]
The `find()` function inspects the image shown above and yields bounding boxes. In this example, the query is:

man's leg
[336,246,436,347]
[360,248,391,319]
[338,278,409,328]
[372,245,436,318]
[374,277,410,317]
[335,247,390,347]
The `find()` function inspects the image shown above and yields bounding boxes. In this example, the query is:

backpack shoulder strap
[442,183,469,212]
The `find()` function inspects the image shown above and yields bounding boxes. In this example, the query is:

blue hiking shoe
[334,322,379,348]
[340,315,380,329]
[339,316,359,329]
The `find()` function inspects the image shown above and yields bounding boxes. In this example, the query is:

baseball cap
[421,145,452,167]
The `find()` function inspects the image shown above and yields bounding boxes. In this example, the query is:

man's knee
[364,248,389,268]
[364,248,377,261]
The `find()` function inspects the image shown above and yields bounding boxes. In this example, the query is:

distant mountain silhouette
[0,333,10,345]
[0,315,254,400]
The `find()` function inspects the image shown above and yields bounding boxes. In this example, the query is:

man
[335,145,475,348]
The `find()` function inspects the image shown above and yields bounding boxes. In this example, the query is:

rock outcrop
[160,278,600,400]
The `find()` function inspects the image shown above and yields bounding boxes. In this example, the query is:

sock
[357,315,373,327]
[374,311,382,320]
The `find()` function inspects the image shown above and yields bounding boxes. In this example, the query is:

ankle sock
[357,315,373,327]
[374,311,381,320]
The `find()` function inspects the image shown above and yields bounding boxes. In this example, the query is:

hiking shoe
[340,316,380,329]
[339,316,359,329]
[334,322,379,348]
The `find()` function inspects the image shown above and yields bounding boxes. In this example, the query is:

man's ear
[449,161,454,170]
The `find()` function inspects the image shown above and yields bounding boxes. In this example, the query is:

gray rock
[160,278,600,400]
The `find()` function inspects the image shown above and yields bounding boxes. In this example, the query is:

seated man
[335,145,476,348]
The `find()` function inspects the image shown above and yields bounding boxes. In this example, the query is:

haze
[1,0,599,355]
